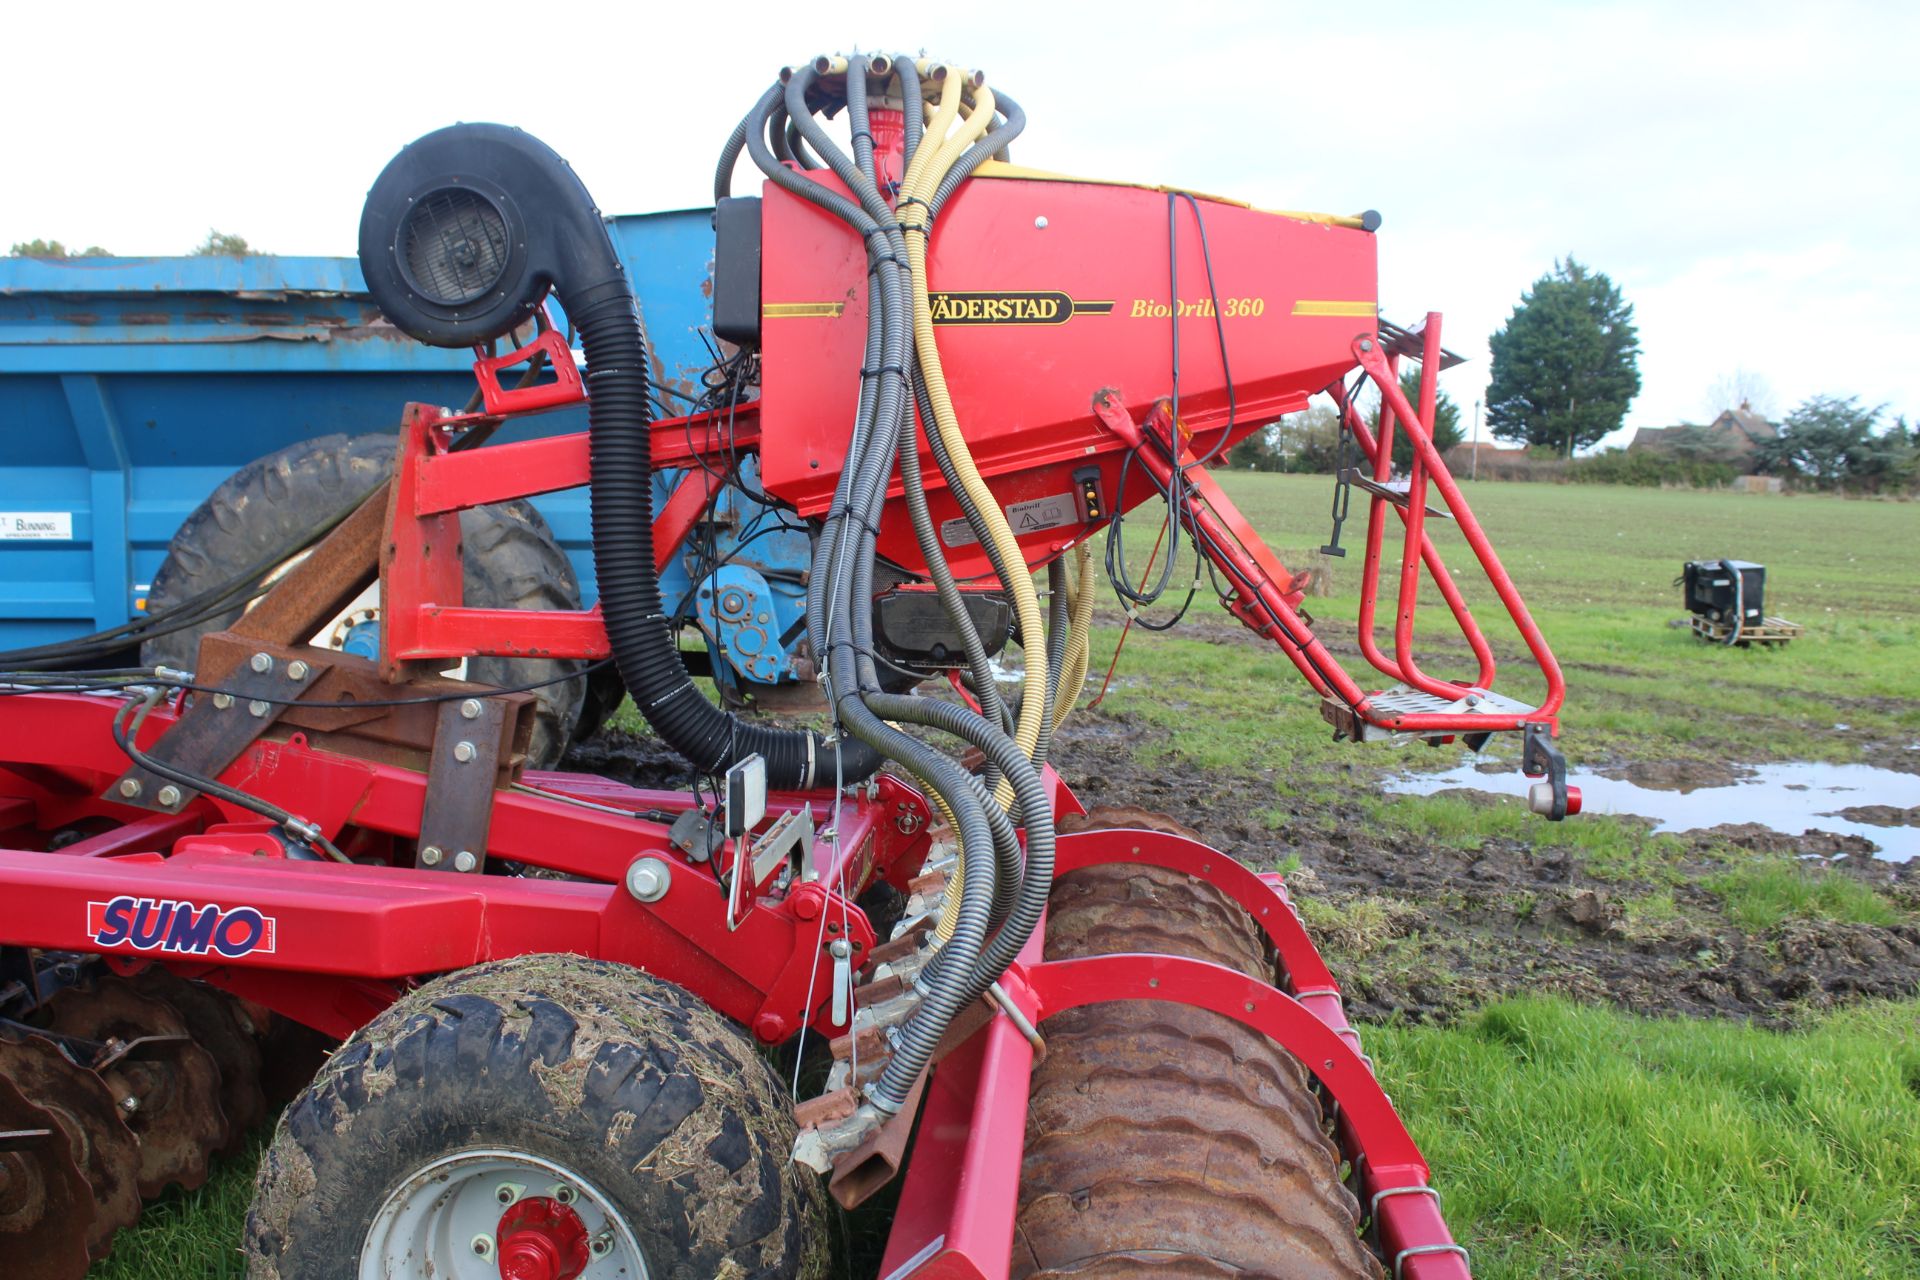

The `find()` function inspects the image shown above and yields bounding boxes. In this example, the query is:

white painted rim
[359,1147,648,1280]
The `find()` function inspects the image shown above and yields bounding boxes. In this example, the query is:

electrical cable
[1,658,614,712]
[109,686,350,863]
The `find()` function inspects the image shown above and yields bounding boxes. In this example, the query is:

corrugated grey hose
[791,60,1055,1105]
[746,63,1008,1111]
[745,57,1050,1114]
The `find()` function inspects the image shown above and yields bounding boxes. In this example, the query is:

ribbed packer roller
[794,806,1464,1278]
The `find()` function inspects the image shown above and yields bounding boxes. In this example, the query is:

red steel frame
[0,688,928,1043]
[1092,324,1564,737]
[378,329,1560,744]
[0,299,1522,1274]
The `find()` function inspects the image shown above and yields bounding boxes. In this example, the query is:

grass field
[89,477,1920,1277]
[1052,475,1920,1276]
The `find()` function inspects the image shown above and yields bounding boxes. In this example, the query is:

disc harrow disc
[131,970,266,1155]
[0,1073,94,1280]
[0,1035,141,1260]
[45,977,227,1197]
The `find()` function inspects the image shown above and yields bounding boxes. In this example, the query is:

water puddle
[1385,760,1920,861]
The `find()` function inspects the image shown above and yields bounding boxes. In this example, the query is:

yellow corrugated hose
[896,70,1049,806]
[1053,543,1097,734]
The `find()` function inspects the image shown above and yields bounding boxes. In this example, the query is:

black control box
[1682,559,1765,625]
[711,197,762,347]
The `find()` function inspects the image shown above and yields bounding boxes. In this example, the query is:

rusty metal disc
[0,1034,142,1260]
[45,977,227,1197]
[0,1073,94,1280]
[130,969,266,1155]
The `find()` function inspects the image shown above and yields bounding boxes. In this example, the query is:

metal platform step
[1339,469,1454,519]
[1323,683,1538,743]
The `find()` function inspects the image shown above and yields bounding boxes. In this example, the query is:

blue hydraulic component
[654,456,812,695]
[0,214,819,694]
[339,620,382,661]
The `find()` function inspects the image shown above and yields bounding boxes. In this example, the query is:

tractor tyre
[1013,818,1381,1278]
[245,954,828,1280]
[140,434,587,766]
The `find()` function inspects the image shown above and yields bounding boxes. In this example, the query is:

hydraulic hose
[714,86,779,201]
[896,394,1007,745]
[1054,543,1098,733]
[742,58,1057,1116]
[582,286,876,786]
[866,688,1053,998]
[1037,558,1069,765]
[896,73,1051,782]
[749,61,1008,1104]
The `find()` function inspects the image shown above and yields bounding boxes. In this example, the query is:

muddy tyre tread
[245,954,827,1280]
[1014,822,1382,1280]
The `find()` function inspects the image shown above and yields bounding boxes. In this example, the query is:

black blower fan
[399,187,512,308]
[359,123,607,348]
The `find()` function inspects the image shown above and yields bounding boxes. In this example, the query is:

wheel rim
[361,1149,648,1280]
[252,551,470,681]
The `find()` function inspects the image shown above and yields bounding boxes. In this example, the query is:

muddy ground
[567,698,1920,1032]
[1049,710,1920,1028]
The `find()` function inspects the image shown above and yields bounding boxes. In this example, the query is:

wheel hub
[361,1149,645,1280]
[496,1196,589,1280]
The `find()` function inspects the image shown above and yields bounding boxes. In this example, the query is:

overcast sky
[11,1,1915,446]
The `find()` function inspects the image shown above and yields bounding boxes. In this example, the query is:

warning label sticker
[940,492,1079,548]
[0,513,73,541]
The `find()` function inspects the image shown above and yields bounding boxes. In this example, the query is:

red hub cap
[495,1196,591,1280]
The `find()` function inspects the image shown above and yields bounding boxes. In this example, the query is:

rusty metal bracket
[225,485,386,652]
[415,697,507,873]
[102,649,336,814]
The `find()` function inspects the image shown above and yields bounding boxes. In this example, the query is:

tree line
[8,230,255,258]
[1232,257,1911,493]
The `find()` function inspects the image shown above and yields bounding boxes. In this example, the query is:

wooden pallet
[1691,614,1803,646]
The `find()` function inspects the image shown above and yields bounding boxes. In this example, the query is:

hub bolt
[453,741,476,763]
[453,850,478,873]
[118,778,142,798]
[250,652,274,674]
[460,698,483,720]
[626,856,673,904]
[421,845,444,867]
[157,785,182,808]
[470,1234,494,1259]
[552,1184,577,1205]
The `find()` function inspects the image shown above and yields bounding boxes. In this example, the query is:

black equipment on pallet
[1681,559,1765,628]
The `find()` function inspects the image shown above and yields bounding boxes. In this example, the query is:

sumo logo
[87,897,277,958]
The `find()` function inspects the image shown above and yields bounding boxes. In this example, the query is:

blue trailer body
[0,214,813,691]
